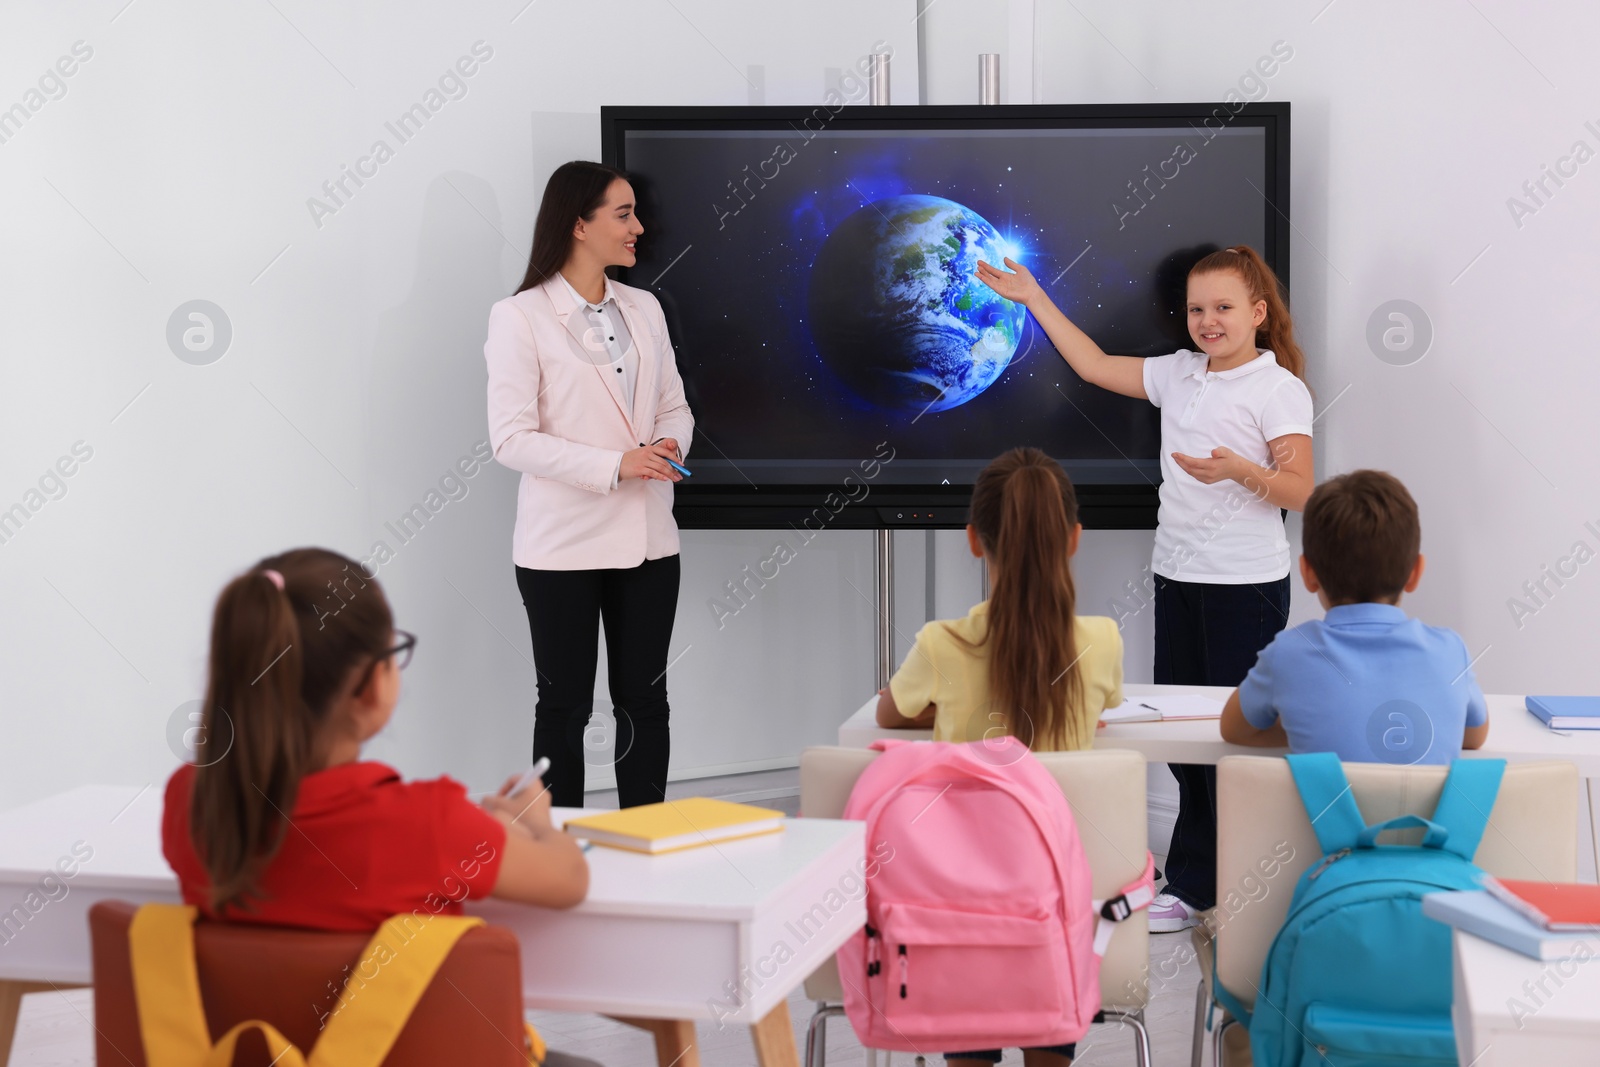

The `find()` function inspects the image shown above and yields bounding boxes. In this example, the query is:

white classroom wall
[3,0,1598,814]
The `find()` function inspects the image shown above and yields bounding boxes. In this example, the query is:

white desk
[1451,928,1600,1063]
[475,809,863,1027]
[840,684,1600,877]
[839,683,1240,758]
[0,784,864,1067]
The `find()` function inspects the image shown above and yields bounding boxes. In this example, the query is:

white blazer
[484,275,695,571]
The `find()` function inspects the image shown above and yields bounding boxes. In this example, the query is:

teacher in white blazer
[483,161,694,809]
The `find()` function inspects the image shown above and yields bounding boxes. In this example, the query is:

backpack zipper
[866,923,880,977]
[1306,848,1351,880]
[898,945,908,999]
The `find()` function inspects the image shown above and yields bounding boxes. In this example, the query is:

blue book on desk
[1422,890,1599,960]
[1527,695,1600,730]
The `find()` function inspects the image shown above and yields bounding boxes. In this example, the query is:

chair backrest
[798,744,1150,1010]
[89,900,530,1067]
[1034,749,1150,1012]
[1214,756,1579,1009]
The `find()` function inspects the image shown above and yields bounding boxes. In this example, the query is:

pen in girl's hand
[504,756,551,798]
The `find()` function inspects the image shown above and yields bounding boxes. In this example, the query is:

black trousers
[515,555,680,808]
[1154,573,1290,910]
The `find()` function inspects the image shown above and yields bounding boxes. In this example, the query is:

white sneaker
[1148,891,1200,933]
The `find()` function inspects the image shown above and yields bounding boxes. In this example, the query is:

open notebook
[1099,694,1225,724]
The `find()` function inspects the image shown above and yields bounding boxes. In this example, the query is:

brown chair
[89,900,533,1067]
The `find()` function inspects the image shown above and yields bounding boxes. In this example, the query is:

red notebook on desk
[1484,877,1600,931]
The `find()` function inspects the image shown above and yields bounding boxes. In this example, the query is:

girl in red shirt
[163,546,589,928]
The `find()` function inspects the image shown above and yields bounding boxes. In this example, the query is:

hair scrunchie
[261,568,286,591]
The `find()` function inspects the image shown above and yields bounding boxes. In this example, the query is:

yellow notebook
[563,797,786,854]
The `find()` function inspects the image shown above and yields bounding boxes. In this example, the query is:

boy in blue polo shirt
[1219,470,1489,763]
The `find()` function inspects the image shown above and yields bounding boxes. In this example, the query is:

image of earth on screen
[621,125,1269,486]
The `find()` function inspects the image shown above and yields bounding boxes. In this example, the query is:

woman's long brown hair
[189,548,392,913]
[517,160,629,295]
[964,448,1083,749]
[1189,245,1307,382]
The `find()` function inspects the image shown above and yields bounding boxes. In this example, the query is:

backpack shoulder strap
[129,904,227,1065]
[1096,852,1158,923]
[1285,753,1366,855]
[1209,951,1253,1033]
[309,914,489,1067]
[1427,758,1506,860]
[1091,851,1157,957]
[205,1022,309,1067]
[129,905,530,1067]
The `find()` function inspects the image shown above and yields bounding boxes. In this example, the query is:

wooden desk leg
[750,999,800,1067]
[0,981,88,1067]
[609,1015,701,1067]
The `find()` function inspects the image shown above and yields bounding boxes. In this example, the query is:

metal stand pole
[979,54,1000,105]
[876,529,894,690]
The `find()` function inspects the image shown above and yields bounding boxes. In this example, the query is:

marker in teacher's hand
[651,439,690,478]
[505,756,551,798]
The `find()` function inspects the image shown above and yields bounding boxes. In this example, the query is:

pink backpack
[837,737,1154,1053]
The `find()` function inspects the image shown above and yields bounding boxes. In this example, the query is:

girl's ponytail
[189,548,392,913]
[965,448,1082,749]
[1190,245,1307,383]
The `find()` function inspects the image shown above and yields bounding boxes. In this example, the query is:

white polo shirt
[1143,348,1313,584]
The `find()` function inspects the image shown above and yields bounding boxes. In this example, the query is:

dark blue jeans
[1154,573,1290,910]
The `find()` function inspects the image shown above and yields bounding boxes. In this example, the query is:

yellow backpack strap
[128,904,218,1065]
[524,1021,547,1064]
[203,1022,308,1067]
[307,914,489,1067]
[130,905,537,1067]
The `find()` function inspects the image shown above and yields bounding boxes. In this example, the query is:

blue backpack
[1213,753,1505,1067]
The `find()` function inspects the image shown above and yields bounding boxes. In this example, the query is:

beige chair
[798,745,1153,1067]
[1192,756,1580,1067]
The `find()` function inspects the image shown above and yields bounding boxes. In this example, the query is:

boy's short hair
[1302,470,1421,604]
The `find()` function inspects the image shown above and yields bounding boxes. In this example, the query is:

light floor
[584,766,808,816]
[11,768,1208,1066]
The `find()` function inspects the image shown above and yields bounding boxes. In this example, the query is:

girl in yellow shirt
[876,447,1123,751]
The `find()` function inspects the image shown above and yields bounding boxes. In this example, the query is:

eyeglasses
[355,630,416,693]
[382,630,418,670]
